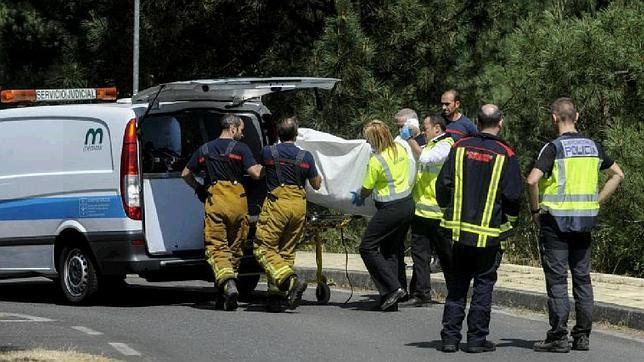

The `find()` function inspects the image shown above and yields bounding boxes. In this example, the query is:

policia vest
[413,134,454,219]
[538,134,602,232]
[365,143,412,204]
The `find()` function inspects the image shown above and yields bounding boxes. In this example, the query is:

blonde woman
[352,120,415,311]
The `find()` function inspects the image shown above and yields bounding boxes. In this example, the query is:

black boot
[533,337,570,353]
[284,275,307,310]
[222,279,239,311]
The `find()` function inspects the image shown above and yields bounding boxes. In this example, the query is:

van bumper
[86,231,209,278]
[85,231,259,281]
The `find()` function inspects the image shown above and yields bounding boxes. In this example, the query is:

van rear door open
[137,78,339,256]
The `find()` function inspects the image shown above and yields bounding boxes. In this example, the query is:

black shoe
[572,335,589,351]
[533,338,570,353]
[465,340,496,353]
[398,289,410,303]
[265,295,283,313]
[399,296,431,308]
[441,342,458,353]
[286,276,307,310]
[222,279,239,311]
[380,288,405,311]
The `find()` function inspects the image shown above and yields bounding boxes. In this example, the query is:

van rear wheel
[59,246,99,304]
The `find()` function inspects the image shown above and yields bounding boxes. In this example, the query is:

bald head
[477,104,503,130]
[551,97,577,123]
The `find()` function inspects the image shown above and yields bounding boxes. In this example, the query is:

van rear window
[140,110,262,174]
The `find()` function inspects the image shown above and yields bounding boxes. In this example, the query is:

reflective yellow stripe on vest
[372,150,412,202]
[440,147,466,241]
[477,154,505,247]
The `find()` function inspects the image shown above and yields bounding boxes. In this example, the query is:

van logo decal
[84,128,104,151]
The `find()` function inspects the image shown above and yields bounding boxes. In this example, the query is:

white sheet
[295,128,377,216]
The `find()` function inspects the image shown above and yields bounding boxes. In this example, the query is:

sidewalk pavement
[293,251,644,330]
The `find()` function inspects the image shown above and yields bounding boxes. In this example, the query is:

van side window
[0,118,113,178]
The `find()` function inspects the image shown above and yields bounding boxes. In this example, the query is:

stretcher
[301,212,354,304]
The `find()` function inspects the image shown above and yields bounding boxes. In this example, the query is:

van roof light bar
[0,87,118,103]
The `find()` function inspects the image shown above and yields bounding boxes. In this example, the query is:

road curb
[295,266,644,331]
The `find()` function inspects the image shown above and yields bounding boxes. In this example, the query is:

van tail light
[120,118,141,220]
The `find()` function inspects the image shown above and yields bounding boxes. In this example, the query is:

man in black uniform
[254,116,322,312]
[182,114,263,311]
[436,104,522,353]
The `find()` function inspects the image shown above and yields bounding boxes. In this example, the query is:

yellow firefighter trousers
[254,186,307,293]
[204,181,249,287]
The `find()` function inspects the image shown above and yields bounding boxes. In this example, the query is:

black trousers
[441,243,502,345]
[539,214,593,340]
[409,216,453,298]
[359,196,414,296]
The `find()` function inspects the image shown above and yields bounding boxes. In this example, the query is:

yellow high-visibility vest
[539,135,601,232]
[363,143,412,202]
[413,135,454,219]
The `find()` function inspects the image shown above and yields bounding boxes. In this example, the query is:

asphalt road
[1,277,643,361]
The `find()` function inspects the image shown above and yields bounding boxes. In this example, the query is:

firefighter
[182,114,263,311]
[528,98,624,353]
[436,104,522,353]
[400,114,454,307]
[254,116,321,312]
[352,120,415,311]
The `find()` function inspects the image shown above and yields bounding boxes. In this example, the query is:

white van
[0,78,339,303]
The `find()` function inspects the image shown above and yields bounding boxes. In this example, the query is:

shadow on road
[0,279,219,308]
[406,340,443,350]
[497,338,538,349]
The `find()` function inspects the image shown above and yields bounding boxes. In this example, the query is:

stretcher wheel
[316,282,331,305]
[237,274,260,297]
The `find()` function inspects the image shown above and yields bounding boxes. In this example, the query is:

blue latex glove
[399,126,412,140]
[350,190,365,206]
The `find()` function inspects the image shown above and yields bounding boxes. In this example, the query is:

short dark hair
[444,89,461,102]
[220,114,242,129]
[427,113,447,131]
[477,104,503,129]
[278,116,299,141]
[551,97,576,122]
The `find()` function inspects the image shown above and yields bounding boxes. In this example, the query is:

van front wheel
[59,246,99,304]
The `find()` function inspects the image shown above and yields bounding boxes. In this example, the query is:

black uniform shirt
[187,138,257,183]
[261,143,318,192]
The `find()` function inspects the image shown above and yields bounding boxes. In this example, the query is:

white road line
[71,326,103,335]
[109,342,141,356]
[0,312,54,322]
